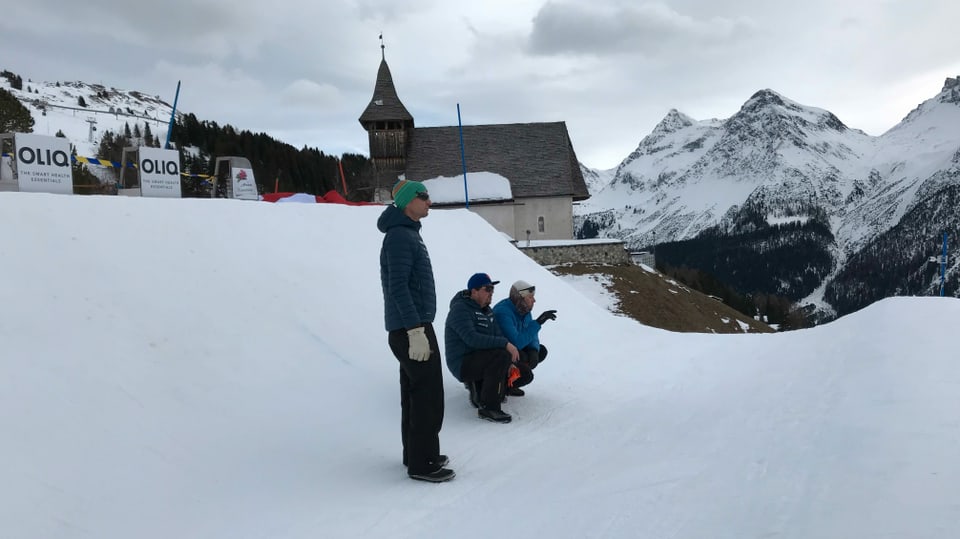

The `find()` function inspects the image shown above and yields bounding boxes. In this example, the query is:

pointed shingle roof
[404,122,589,200]
[358,58,413,127]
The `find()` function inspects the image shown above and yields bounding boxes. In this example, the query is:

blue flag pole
[940,231,948,297]
[457,103,469,209]
[164,81,181,150]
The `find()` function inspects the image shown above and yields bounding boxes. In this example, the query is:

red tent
[261,192,327,203]
[260,191,382,206]
[321,190,349,204]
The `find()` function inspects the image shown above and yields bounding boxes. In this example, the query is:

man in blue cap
[378,179,454,482]
[444,272,519,423]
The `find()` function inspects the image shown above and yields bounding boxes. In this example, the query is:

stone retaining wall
[516,240,630,265]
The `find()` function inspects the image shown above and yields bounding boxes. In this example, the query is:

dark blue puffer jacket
[378,205,436,331]
[444,290,508,381]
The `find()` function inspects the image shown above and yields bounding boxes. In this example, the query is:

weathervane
[379,32,385,60]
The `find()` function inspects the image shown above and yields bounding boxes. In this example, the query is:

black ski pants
[459,348,512,409]
[388,323,445,475]
[513,344,548,388]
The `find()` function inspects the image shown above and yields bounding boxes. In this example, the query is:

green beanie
[392,179,427,209]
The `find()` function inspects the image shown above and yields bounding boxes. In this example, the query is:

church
[358,47,590,241]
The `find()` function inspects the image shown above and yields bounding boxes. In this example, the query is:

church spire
[358,35,413,129]
[359,35,414,199]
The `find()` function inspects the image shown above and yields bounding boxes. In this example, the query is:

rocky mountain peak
[728,87,848,136]
[653,109,694,134]
[627,109,699,158]
[896,76,960,127]
[743,88,786,110]
[940,76,960,104]
[730,89,806,131]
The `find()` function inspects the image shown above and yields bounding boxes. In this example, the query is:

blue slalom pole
[164,81,181,149]
[940,232,948,297]
[457,103,469,209]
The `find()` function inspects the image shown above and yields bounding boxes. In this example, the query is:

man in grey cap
[492,280,557,396]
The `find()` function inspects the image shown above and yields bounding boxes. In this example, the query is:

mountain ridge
[577,76,960,319]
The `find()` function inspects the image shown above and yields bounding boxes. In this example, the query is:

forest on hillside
[826,182,960,315]
[650,211,835,329]
[655,219,835,301]
[95,112,374,199]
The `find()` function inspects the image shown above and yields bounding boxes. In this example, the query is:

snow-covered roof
[421,171,512,205]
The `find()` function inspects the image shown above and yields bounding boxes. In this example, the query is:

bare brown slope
[549,263,774,334]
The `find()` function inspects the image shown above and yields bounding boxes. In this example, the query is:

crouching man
[444,273,519,423]
[492,280,556,397]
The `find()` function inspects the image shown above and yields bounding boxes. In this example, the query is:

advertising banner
[15,133,73,194]
[139,147,182,198]
[231,167,258,200]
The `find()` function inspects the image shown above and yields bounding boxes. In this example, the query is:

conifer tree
[96,131,116,160]
[71,146,101,195]
[0,87,35,133]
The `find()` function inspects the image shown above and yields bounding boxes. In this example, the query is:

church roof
[358,58,413,126]
[404,122,590,201]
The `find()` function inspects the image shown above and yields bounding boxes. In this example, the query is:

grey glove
[407,327,431,361]
[535,310,557,325]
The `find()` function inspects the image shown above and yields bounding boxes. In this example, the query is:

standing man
[493,280,556,397]
[444,273,519,423]
[378,179,454,483]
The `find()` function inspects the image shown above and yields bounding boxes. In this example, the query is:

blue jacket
[378,205,436,331]
[492,298,541,351]
[444,290,508,381]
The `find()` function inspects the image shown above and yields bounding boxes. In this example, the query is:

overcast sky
[3,0,959,169]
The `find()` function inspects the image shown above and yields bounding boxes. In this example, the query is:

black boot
[408,467,456,482]
[478,407,512,423]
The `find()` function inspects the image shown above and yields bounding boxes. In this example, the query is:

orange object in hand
[507,365,521,387]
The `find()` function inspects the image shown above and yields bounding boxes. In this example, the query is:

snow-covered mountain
[1,71,177,160]
[576,77,960,317]
[578,161,615,196]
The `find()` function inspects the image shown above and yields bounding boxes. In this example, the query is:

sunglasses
[482,285,495,292]
[415,191,430,201]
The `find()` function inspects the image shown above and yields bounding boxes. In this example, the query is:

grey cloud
[528,1,754,57]
[352,0,439,22]
[3,0,246,44]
